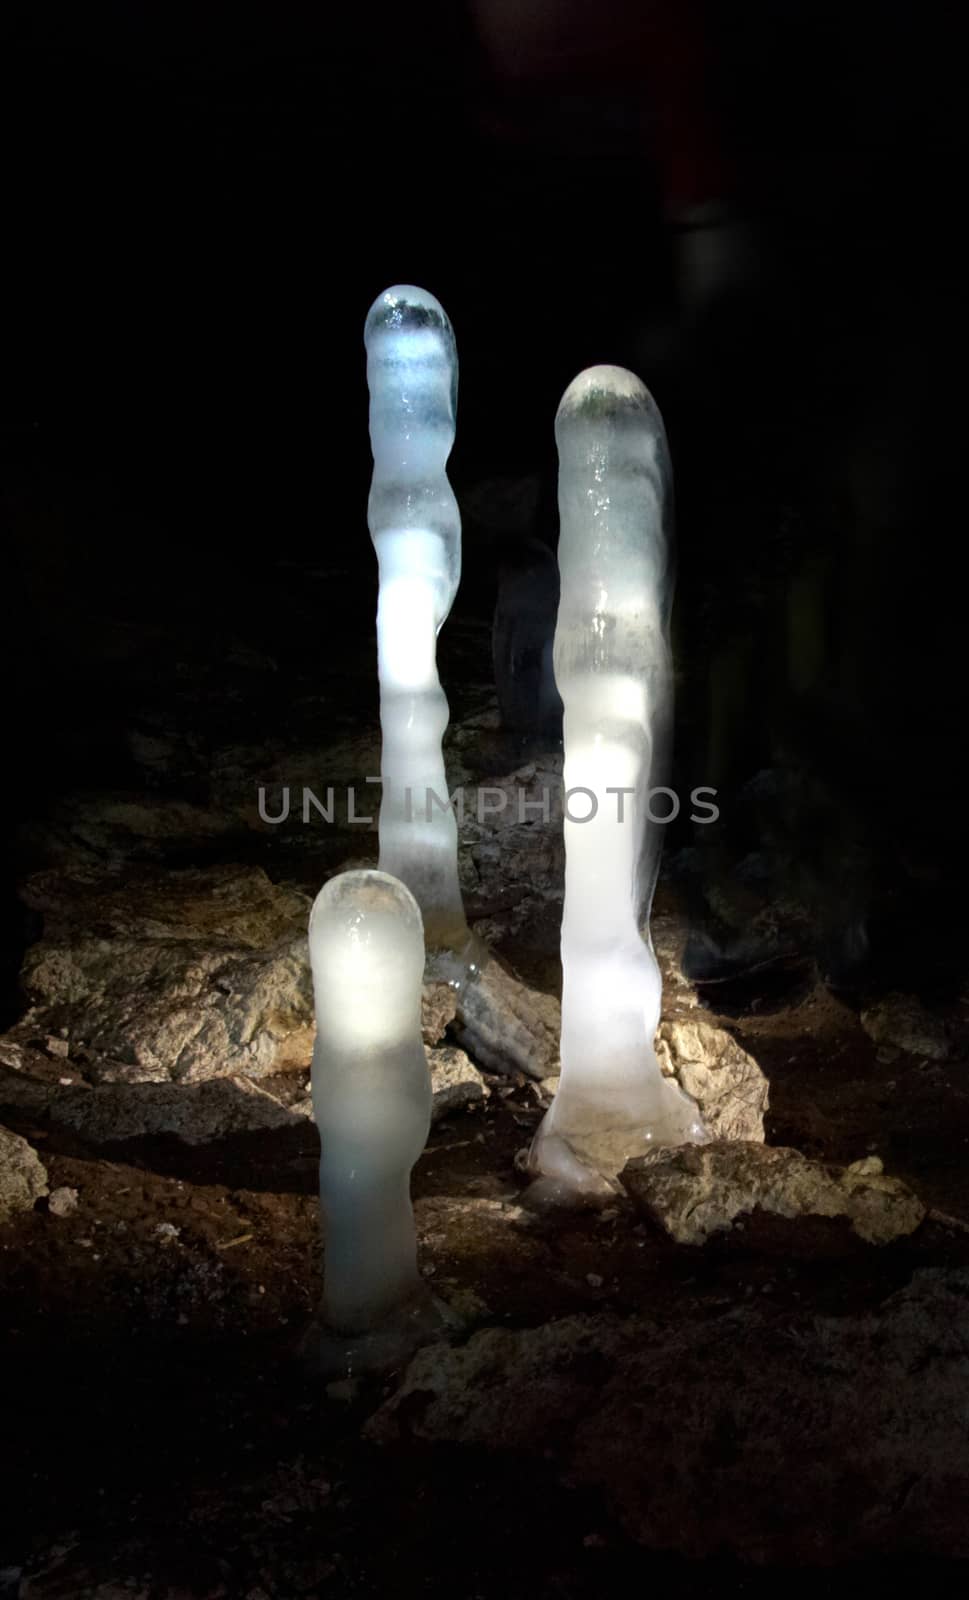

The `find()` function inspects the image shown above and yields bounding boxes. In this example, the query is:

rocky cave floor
[3,590,969,1596]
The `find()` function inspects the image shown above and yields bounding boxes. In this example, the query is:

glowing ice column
[363,286,559,1085]
[309,870,436,1354]
[529,367,705,1199]
[365,286,469,952]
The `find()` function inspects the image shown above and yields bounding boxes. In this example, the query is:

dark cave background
[2,0,966,1017]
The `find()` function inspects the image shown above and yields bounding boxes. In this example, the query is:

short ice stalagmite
[528,366,706,1201]
[309,869,445,1371]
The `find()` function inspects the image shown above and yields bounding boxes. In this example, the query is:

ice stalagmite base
[529,366,705,1201]
[365,286,469,952]
[308,869,446,1374]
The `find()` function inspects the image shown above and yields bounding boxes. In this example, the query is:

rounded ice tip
[556,365,655,423]
[364,284,452,345]
[309,868,424,943]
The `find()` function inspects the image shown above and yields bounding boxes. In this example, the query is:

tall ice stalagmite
[529,366,705,1200]
[363,284,561,1085]
[365,285,468,950]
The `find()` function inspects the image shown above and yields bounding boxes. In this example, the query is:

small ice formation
[309,869,443,1367]
[528,366,706,1201]
[365,286,469,951]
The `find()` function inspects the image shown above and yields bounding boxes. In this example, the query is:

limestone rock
[0,1036,486,1152]
[46,1075,309,1146]
[621,1140,925,1245]
[0,1040,60,1115]
[368,1268,969,1562]
[0,1125,48,1220]
[428,1046,490,1120]
[21,860,310,947]
[367,1316,605,1455]
[19,865,314,1083]
[650,913,700,1010]
[1,1030,486,1145]
[421,981,458,1047]
[838,1154,928,1243]
[47,1186,79,1216]
[448,941,560,1080]
[451,752,565,942]
[861,992,949,1061]
[655,1017,768,1142]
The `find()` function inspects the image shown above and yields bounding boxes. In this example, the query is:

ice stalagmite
[309,869,443,1368]
[364,285,560,1085]
[529,366,706,1200]
[365,286,469,951]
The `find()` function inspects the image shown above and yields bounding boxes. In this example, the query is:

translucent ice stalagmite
[364,286,560,1083]
[309,869,444,1370]
[365,286,469,951]
[528,367,706,1201]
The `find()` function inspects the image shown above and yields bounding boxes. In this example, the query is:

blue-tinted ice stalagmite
[363,285,560,1084]
[365,286,469,951]
[309,870,434,1346]
[528,367,705,1199]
